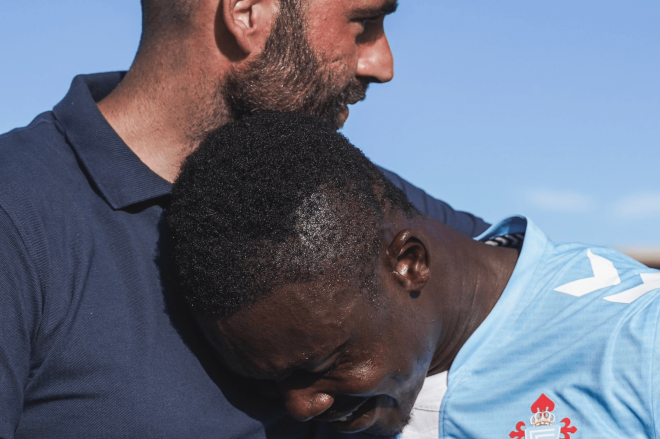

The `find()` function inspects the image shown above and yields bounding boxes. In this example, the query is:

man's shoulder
[0,111,82,212]
[545,242,657,297]
[0,112,91,269]
[377,165,489,237]
[445,242,660,439]
[1,111,59,144]
[0,111,72,167]
[527,241,659,317]
[520,241,660,362]
[490,231,660,347]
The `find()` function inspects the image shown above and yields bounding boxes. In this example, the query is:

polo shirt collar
[53,72,172,210]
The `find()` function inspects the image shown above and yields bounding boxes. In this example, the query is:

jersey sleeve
[377,166,490,237]
[0,204,42,438]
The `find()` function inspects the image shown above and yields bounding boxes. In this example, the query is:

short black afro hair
[167,112,419,319]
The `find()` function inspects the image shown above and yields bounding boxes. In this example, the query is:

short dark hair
[167,112,419,319]
[138,0,301,44]
[139,0,199,44]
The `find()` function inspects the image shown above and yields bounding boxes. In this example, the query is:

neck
[424,222,519,375]
[97,45,232,183]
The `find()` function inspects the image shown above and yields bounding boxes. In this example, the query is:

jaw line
[336,106,349,128]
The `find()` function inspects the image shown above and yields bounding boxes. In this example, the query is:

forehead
[304,0,398,25]
[214,279,377,379]
[307,0,398,14]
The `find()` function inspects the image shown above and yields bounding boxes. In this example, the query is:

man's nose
[280,386,334,422]
[357,33,394,84]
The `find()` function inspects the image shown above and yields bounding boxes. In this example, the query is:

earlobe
[221,0,278,55]
[388,230,431,293]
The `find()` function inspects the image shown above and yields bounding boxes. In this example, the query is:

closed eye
[363,15,382,25]
[297,361,339,378]
[351,1,397,34]
[356,14,384,32]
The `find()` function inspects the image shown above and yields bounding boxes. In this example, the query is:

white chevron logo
[554,249,621,297]
[604,272,660,304]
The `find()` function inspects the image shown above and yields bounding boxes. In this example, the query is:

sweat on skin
[167,112,517,436]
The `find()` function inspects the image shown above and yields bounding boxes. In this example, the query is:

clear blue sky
[2,1,659,247]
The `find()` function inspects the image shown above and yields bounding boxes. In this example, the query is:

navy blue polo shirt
[0,72,487,438]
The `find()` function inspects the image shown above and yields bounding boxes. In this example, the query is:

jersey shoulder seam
[0,116,58,144]
[0,201,44,347]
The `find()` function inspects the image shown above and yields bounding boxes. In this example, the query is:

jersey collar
[53,72,172,210]
[450,216,550,378]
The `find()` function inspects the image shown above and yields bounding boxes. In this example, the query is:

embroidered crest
[509,393,578,439]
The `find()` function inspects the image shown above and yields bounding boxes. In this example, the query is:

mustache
[313,77,369,127]
[339,78,369,107]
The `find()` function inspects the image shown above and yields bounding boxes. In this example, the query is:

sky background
[1,1,659,247]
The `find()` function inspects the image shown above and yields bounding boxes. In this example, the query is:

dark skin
[200,208,518,435]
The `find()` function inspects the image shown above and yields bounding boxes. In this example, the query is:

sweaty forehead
[214,279,370,379]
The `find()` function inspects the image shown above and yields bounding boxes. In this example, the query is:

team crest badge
[509,393,578,439]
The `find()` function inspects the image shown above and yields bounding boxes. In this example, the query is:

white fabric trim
[400,371,448,439]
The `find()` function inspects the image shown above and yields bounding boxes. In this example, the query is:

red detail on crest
[509,421,526,439]
[560,418,578,439]
[531,393,555,413]
[510,394,578,438]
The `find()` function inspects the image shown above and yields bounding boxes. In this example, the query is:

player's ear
[387,229,431,293]
[220,0,279,55]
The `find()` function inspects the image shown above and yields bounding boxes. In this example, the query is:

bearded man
[0,1,486,437]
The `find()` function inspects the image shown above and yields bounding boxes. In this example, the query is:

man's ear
[387,230,431,293]
[221,0,279,55]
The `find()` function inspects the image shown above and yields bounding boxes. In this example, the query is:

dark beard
[368,412,413,437]
[224,0,368,128]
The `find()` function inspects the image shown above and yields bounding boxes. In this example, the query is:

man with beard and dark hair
[0,1,487,438]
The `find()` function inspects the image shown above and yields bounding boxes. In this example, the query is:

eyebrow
[351,0,399,18]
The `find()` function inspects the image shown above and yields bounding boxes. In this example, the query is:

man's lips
[323,397,382,433]
[313,396,370,423]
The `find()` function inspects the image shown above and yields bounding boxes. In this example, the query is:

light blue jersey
[435,216,660,438]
